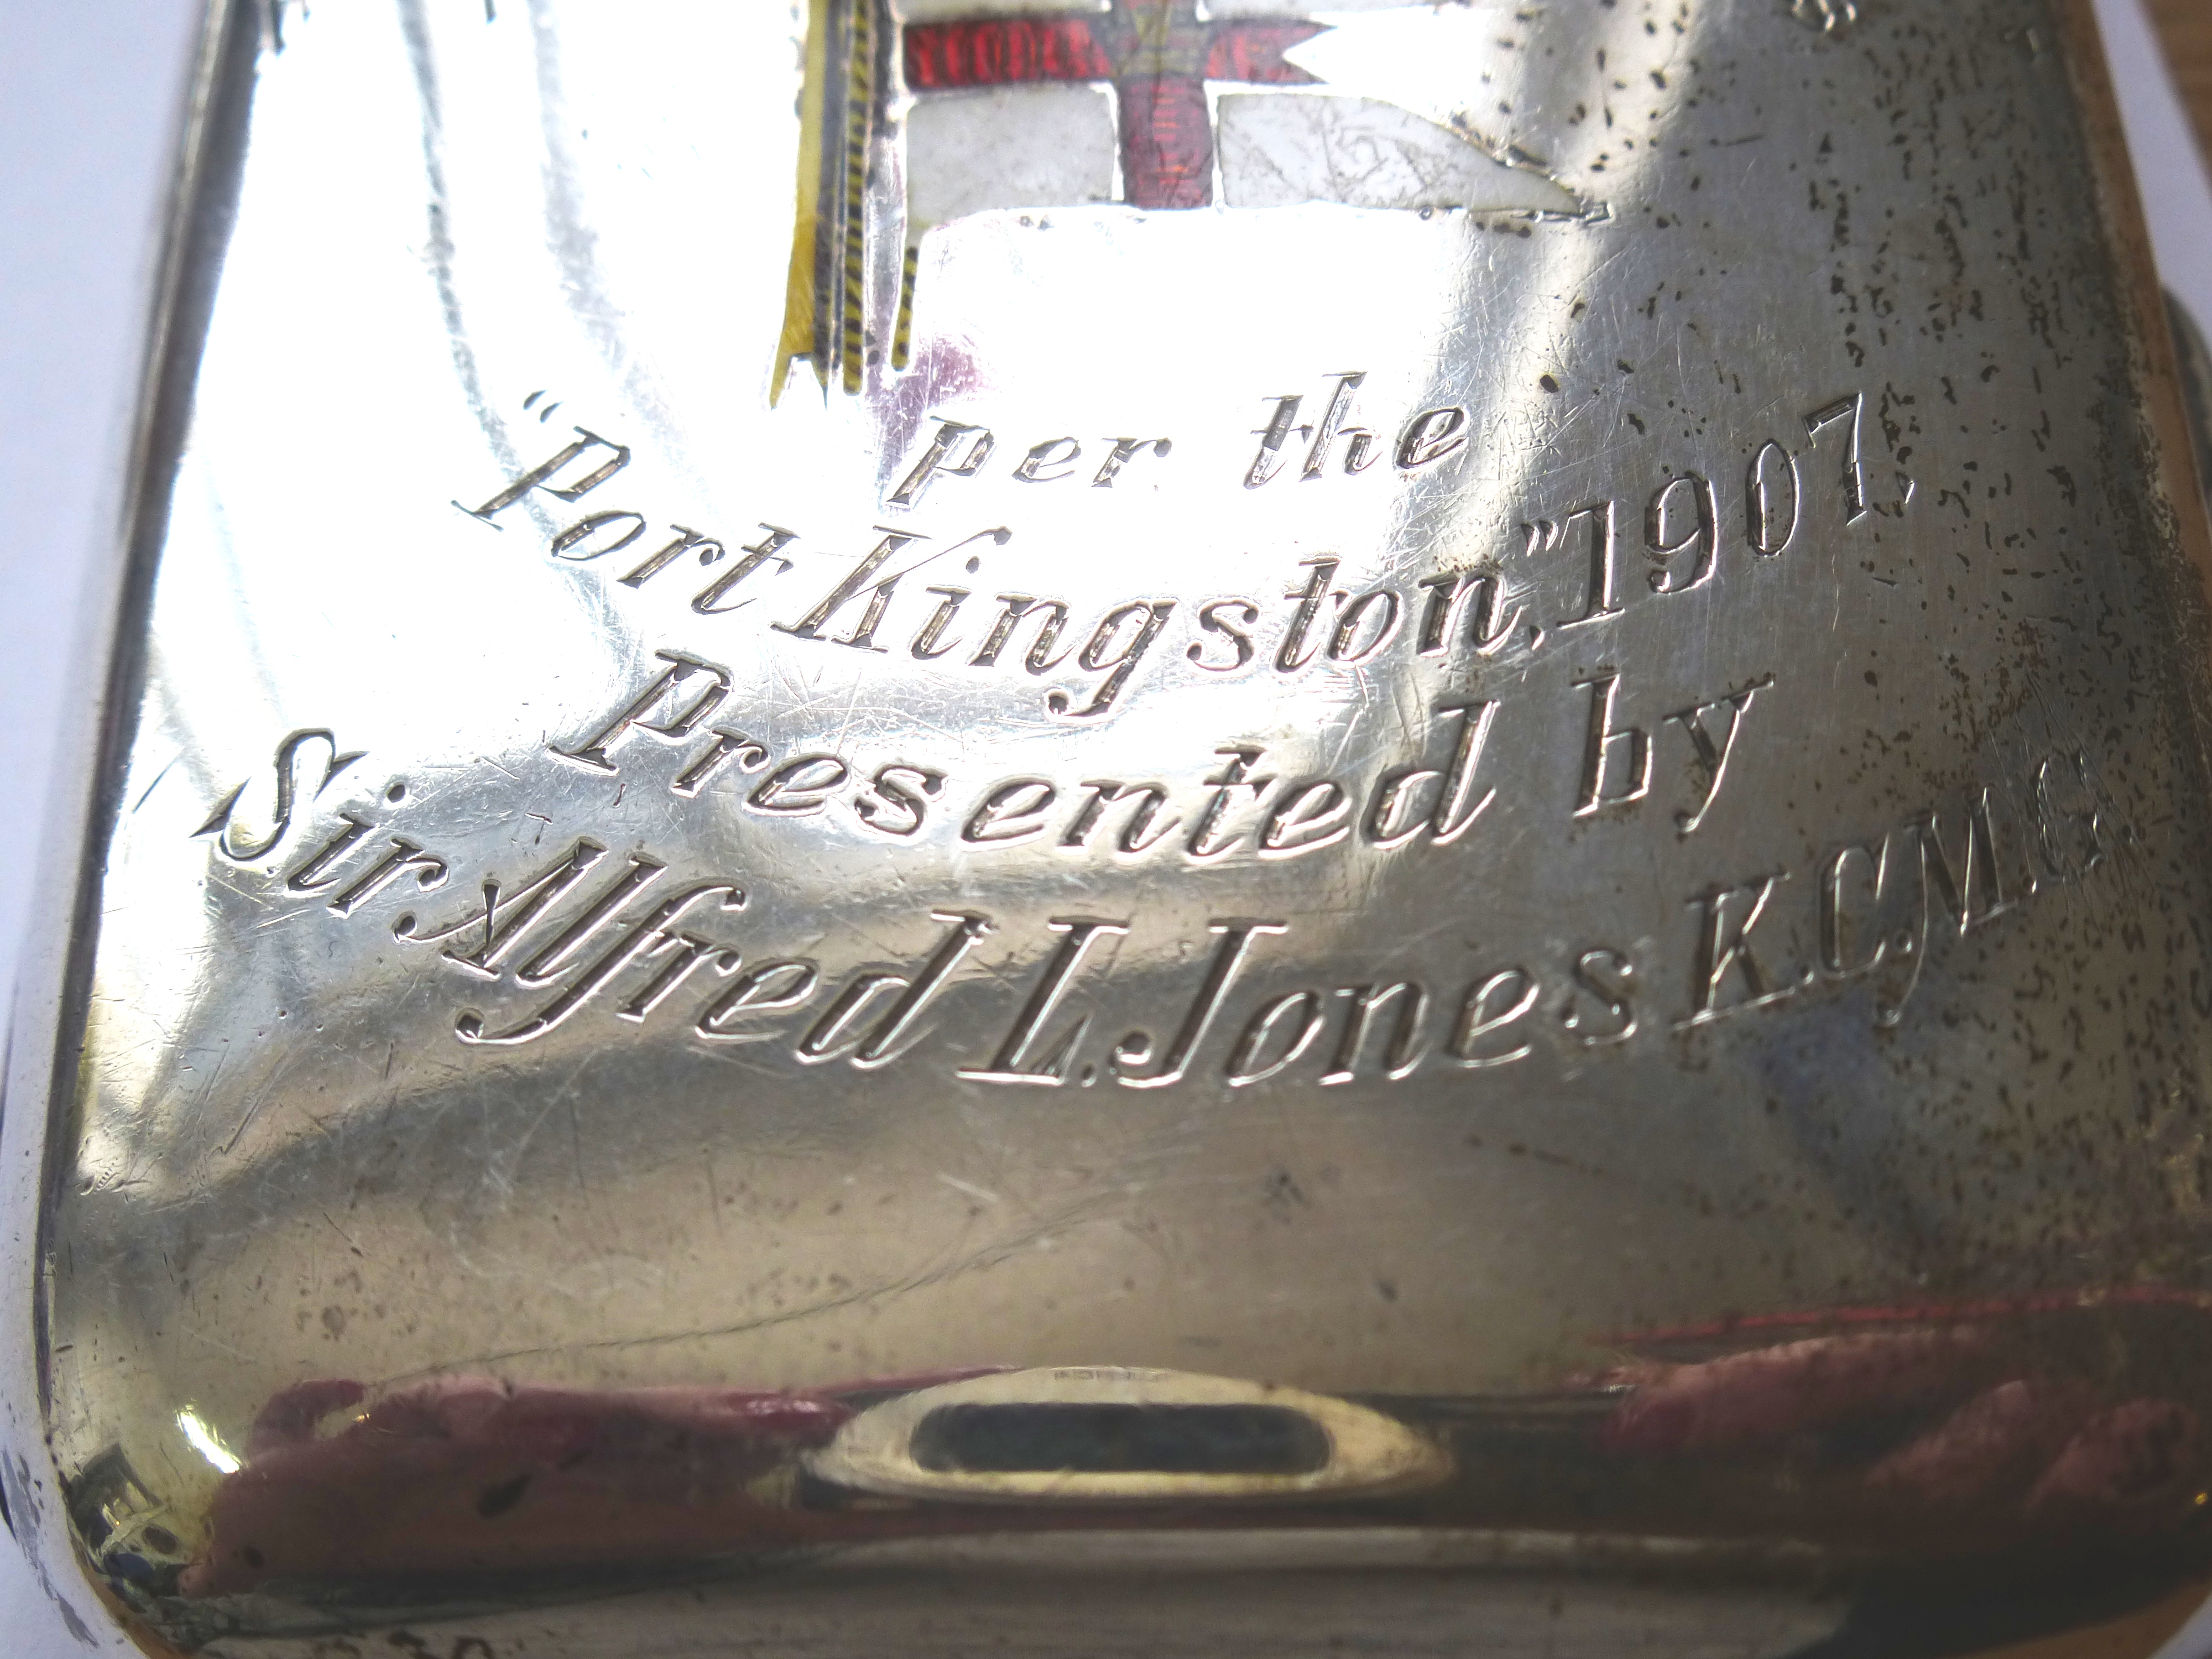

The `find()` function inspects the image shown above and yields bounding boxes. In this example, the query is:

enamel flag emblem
[776,0,1582,395]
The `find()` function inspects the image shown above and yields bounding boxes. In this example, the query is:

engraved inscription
[201,734,745,1050]
[556,651,1766,848]
[1679,748,2132,1031]
[256,369,1964,1076]
[200,723,2131,1082]
[450,384,1904,722]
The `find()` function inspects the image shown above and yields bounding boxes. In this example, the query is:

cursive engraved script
[197,712,2128,1071]
[556,649,1772,849]
[450,382,1910,722]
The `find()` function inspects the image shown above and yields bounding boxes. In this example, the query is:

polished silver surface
[8,0,2212,1653]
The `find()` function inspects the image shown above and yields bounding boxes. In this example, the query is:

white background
[2,1,2211,1653]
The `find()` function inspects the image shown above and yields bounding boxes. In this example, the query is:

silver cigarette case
[9,1,2212,1654]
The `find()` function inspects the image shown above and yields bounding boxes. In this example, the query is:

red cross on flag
[776,0,1580,397]
[904,1,1325,211]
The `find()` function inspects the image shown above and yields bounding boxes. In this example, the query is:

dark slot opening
[910,1402,1331,1477]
